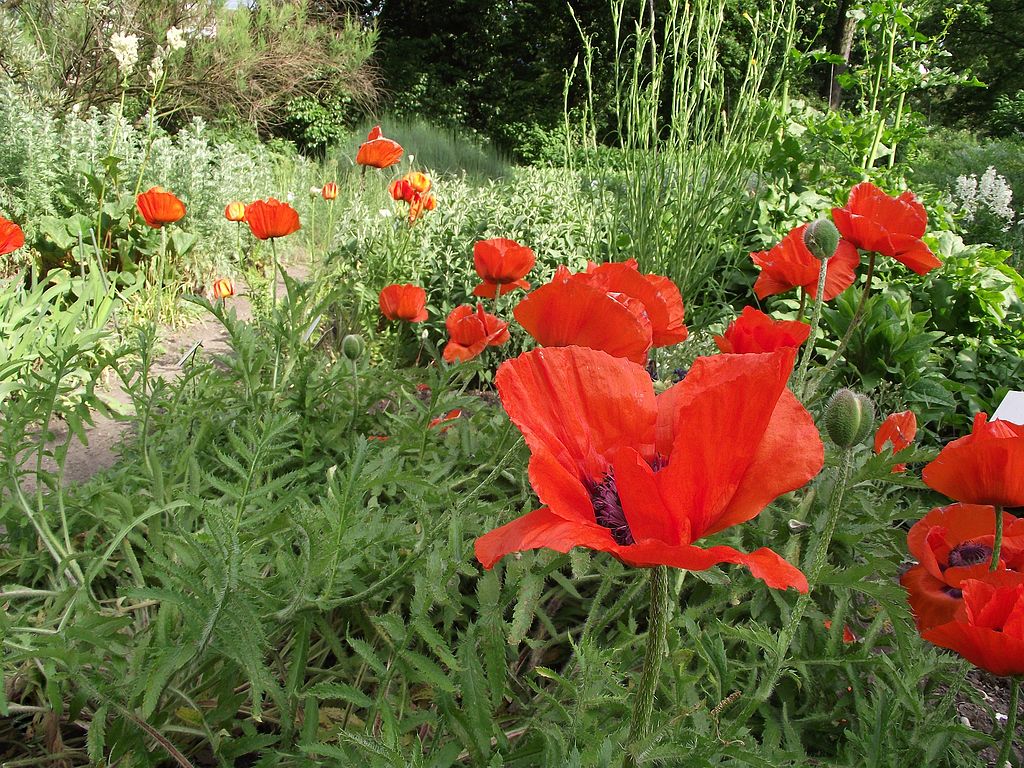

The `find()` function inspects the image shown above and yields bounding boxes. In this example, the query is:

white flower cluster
[952,166,1017,231]
[166,26,186,52]
[147,27,188,85]
[109,32,139,77]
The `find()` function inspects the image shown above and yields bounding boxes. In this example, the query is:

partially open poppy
[922,413,1024,507]
[321,182,338,201]
[751,224,860,301]
[379,283,428,323]
[514,267,653,364]
[832,182,941,275]
[212,278,234,300]
[408,191,436,224]
[473,238,536,298]
[714,306,810,354]
[474,346,823,591]
[0,216,25,255]
[356,126,404,169]
[136,186,186,228]
[874,410,917,472]
[919,571,1024,676]
[224,201,246,222]
[244,198,301,241]
[443,303,510,363]
[901,503,1024,631]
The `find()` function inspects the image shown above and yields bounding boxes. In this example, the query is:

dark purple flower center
[941,585,963,599]
[947,541,992,568]
[590,473,635,546]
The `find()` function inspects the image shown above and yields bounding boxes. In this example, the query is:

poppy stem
[992,504,1005,572]
[797,288,807,323]
[794,256,828,396]
[997,676,1019,768]
[625,565,670,766]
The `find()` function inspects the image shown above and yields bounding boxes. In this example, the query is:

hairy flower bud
[341,334,365,361]
[803,218,841,261]
[824,388,875,448]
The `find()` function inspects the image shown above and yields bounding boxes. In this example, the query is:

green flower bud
[804,218,841,261]
[341,333,365,361]
[823,388,875,448]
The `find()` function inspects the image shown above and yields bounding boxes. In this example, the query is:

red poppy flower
[474,346,823,591]
[244,198,301,240]
[443,304,510,363]
[408,192,436,224]
[0,216,25,255]
[920,571,1024,676]
[404,172,432,195]
[751,224,860,301]
[356,126,404,169]
[874,410,917,472]
[379,283,428,323]
[514,267,653,364]
[576,260,688,347]
[321,182,338,201]
[429,409,463,433]
[832,183,940,275]
[136,186,186,228]
[212,278,234,300]
[901,503,1024,631]
[714,306,810,354]
[224,201,246,222]
[922,413,1024,507]
[473,238,536,298]
[389,178,413,202]
[824,620,858,644]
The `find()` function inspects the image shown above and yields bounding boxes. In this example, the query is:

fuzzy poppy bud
[803,218,841,261]
[341,334,365,361]
[824,388,875,448]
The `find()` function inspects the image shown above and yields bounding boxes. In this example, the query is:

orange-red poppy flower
[379,283,428,323]
[244,198,301,240]
[751,224,860,301]
[429,409,463,433]
[714,306,811,354]
[321,182,338,201]
[832,182,940,275]
[224,201,246,222]
[473,238,536,298]
[408,191,436,224]
[0,216,25,255]
[212,278,234,300]
[514,267,653,364]
[389,178,413,203]
[356,126,404,169]
[922,413,1024,507]
[136,186,186,228]
[874,410,917,472]
[575,259,688,347]
[919,571,1024,676]
[404,172,432,195]
[443,303,510,363]
[474,346,823,591]
[823,620,858,644]
[901,503,1024,631]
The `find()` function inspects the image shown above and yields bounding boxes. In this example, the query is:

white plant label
[992,391,1024,425]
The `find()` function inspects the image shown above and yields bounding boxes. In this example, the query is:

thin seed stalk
[991,504,1005,572]
[625,565,670,767]
[997,677,1019,768]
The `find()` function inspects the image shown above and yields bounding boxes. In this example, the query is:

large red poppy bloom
[443,303,510,362]
[514,267,653,364]
[379,283,428,323]
[0,216,25,255]
[832,182,941,275]
[136,187,186,228]
[751,224,860,302]
[474,347,823,591]
[356,126,404,169]
[472,238,536,298]
[874,410,917,472]
[920,571,1024,676]
[901,503,1024,631]
[922,413,1024,507]
[244,198,301,240]
[714,306,810,354]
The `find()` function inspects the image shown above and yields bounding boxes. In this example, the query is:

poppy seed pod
[342,334,365,361]
[824,388,875,448]
[803,218,841,261]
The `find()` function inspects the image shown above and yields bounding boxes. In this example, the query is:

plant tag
[175,340,203,369]
[993,391,1024,425]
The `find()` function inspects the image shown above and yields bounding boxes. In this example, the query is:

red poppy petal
[815,240,860,300]
[582,263,687,347]
[495,347,656,483]
[611,446,687,546]
[923,433,1024,507]
[474,507,617,569]
[921,623,1024,677]
[901,564,962,631]
[514,279,653,364]
[888,235,942,274]
[614,541,808,592]
[527,451,597,524]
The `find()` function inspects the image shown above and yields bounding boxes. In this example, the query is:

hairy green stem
[794,256,828,396]
[998,677,1019,768]
[625,565,670,767]
[992,504,1005,572]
